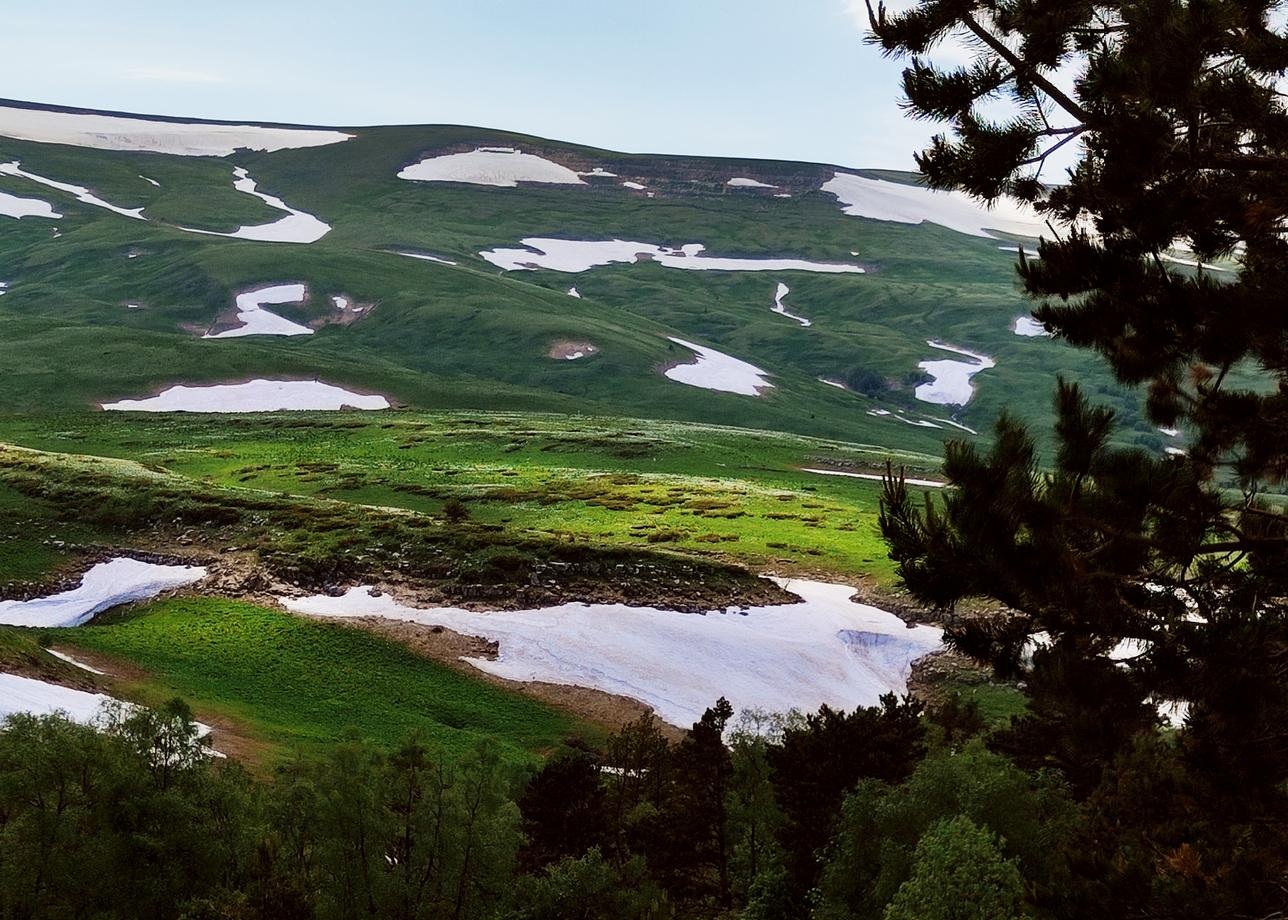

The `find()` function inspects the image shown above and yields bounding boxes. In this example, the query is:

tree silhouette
[869,1,1287,913]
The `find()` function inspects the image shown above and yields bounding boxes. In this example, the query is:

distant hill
[0,99,1170,456]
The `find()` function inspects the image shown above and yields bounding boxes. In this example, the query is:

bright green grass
[0,411,940,582]
[55,596,587,762]
[948,680,1029,727]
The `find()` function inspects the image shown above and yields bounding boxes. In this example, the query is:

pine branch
[958,12,1092,123]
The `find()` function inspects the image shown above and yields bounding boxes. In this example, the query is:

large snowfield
[102,379,391,412]
[283,578,944,728]
[822,172,1047,239]
[480,239,865,274]
[0,104,352,156]
[398,147,586,187]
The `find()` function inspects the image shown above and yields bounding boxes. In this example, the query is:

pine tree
[868,1,1287,913]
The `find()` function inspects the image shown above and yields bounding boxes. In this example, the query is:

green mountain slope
[0,100,1166,456]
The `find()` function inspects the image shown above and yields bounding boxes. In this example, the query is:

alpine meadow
[0,1,1285,918]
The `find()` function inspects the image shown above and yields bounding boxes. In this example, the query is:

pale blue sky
[0,0,942,168]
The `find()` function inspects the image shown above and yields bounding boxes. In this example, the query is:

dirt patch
[323,614,683,741]
[46,644,274,766]
[548,341,599,360]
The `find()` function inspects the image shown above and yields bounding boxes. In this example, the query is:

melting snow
[181,168,329,243]
[397,250,459,266]
[622,181,648,190]
[1159,427,1179,438]
[0,674,120,725]
[398,147,585,187]
[480,238,864,274]
[801,468,946,488]
[0,104,352,156]
[47,650,106,675]
[0,558,207,628]
[139,174,160,187]
[282,578,943,728]
[822,172,1046,239]
[727,177,776,189]
[915,340,996,406]
[568,286,581,298]
[771,282,812,326]
[664,337,774,396]
[1013,316,1051,337]
[579,167,617,178]
[0,161,145,219]
[102,379,390,413]
[203,283,311,338]
[0,189,61,220]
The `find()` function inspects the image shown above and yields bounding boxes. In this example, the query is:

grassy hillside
[0,411,940,590]
[49,595,587,762]
[0,110,1166,456]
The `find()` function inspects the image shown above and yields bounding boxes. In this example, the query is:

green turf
[0,411,944,584]
[0,117,1189,458]
[52,595,586,762]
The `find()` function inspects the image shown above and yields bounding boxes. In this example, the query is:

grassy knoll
[0,411,943,585]
[50,596,587,762]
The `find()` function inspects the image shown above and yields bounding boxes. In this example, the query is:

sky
[0,0,949,169]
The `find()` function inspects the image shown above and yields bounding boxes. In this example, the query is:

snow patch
[771,282,811,326]
[822,172,1046,239]
[102,379,390,413]
[0,104,352,156]
[801,468,946,488]
[480,238,864,275]
[568,286,581,298]
[47,650,106,675]
[0,558,207,628]
[1013,316,1050,337]
[203,283,311,338]
[397,250,458,266]
[180,167,329,243]
[139,175,160,187]
[727,177,776,189]
[0,161,145,219]
[915,340,996,406]
[664,337,774,396]
[0,189,61,220]
[398,148,585,187]
[0,674,120,725]
[622,181,648,190]
[281,578,943,728]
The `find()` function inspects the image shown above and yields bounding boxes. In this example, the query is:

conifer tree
[868,1,1287,912]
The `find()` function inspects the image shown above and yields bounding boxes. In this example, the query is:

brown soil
[547,341,599,360]
[45,645,274,766]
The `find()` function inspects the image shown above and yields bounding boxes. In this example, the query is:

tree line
[6,675,1279,919]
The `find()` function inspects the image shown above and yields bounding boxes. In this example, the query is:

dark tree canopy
[869,0,1288,482]
[870,2,1288,914]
